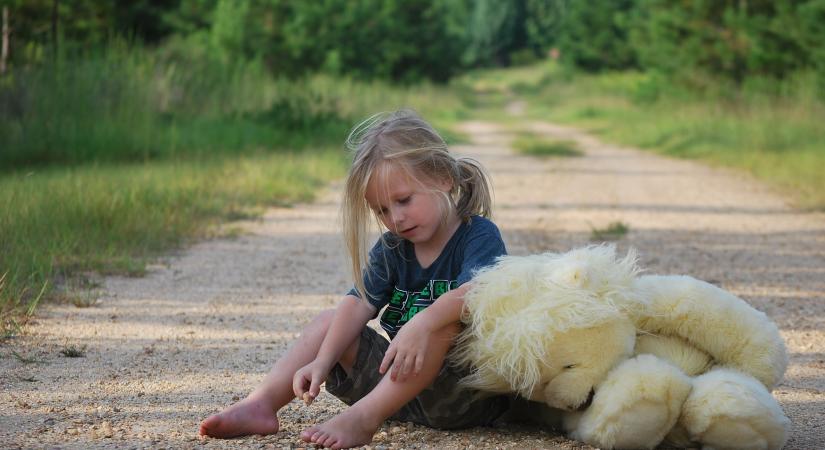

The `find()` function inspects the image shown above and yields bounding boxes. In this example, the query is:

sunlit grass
[0,151,346,331]
[513,134,583,157]
[590,221,630,242]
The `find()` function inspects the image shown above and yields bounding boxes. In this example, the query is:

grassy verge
[512,134,583,157]
[0,43,469,333]
[0,151,346,335]
[457,63,825,210]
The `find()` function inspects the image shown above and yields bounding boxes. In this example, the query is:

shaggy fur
[455,245,790,450]
[678,368,791,450]
[453,245,640,401]
[566,354,693,449]
[634,334,712,376]
[632,275,788,389]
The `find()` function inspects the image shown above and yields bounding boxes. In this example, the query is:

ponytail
[454,157,493,220]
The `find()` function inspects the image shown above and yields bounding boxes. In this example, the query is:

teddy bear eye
[564,364,577,369]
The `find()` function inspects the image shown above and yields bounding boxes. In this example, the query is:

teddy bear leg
[568,354,692,450]
[677,368,790,450]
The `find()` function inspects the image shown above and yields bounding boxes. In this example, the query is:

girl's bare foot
[300,406,380,449]
[199,397,280,438]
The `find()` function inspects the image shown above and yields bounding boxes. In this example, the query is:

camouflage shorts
[325,326,510,429]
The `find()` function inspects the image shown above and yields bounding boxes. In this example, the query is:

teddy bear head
[454,245,642,410]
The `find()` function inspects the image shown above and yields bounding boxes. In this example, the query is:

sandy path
[2,120,824,449]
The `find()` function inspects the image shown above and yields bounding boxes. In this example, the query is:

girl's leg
[199,310,358,438]
[301,323,461,449]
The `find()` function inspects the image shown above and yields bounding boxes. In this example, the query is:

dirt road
[2,120,824,449]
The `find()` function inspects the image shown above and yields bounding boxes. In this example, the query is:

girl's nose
[389,207,404,227]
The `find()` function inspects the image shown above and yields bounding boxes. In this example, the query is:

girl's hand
[379,315,434,382]
[292,359,330,405]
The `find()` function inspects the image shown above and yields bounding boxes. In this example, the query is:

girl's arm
[315,294,376,366]
[293,294,376,400]
[408,283,470,331]
[378,283,470,381]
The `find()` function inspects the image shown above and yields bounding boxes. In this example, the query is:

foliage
[554,0,638,71]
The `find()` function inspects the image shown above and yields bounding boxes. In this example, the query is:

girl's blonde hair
[342,109,494,300]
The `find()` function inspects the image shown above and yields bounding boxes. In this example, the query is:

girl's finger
[395,355,410,382]
[379,347,397,374]
[292,377,302,398]
[309,373,322,398]
[390,353,404,381]
[401,353,414,376]
[292,372,307,398]
[413,353,424,375]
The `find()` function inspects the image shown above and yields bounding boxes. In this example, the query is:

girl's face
[365,163,452,246]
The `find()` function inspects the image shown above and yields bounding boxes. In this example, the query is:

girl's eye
[398,196,411,205]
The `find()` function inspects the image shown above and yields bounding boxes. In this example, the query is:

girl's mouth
[400,226,417,235]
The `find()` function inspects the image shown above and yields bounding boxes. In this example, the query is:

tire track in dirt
[2,120,823,449]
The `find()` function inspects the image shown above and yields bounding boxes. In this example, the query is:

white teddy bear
[453,245,790,450]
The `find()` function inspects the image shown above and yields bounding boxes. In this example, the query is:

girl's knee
[304,309,336,334]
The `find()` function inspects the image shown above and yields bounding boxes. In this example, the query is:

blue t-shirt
[348,215,507,339]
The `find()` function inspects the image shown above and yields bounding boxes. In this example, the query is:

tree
[555,0,637,71]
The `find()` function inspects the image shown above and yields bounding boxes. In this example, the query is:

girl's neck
[413,211,462,268]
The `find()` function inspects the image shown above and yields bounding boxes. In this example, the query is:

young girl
[199,109,510,448]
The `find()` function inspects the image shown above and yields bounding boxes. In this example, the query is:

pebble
[390,426,403,435]
[101,421,113,438]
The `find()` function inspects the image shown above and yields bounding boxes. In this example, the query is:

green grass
[590,221,630,242]
[460,62,825,210]
[513,134,583,157]
[0,151,346,334]
[60,344,87,358]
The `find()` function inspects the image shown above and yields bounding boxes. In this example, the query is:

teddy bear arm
[678,368,790,450]
[570,354,692,450]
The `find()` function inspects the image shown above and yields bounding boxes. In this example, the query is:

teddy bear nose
[575,389,596,411]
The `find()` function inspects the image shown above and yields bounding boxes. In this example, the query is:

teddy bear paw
[568,354,692,449]
[679,368,790,450]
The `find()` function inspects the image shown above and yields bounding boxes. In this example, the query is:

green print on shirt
[380,279,458,336]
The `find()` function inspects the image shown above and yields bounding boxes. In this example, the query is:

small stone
[66,428,78,435]
[389,426,403,435]
[101,421,113,438]
[374,445,388,450]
